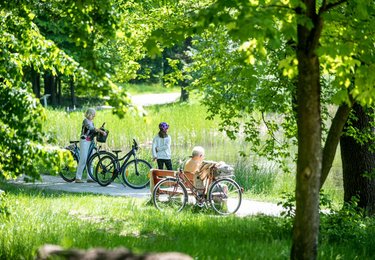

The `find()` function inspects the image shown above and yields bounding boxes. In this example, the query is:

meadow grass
[42,101,344,203]
[0,182,374,260]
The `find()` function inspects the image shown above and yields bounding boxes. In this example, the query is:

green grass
[0,183,373,260]
[43,102,252,171]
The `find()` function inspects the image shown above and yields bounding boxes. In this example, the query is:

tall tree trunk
[292,1,323,259]
[43,72,57,106]
[70,77,76,108]
[180,86,189,102]
[161,50,165,87]
[179,37,192,102]
[44,72,52,96]
[31,67,41,98]
[51,75,57,106]
[57,76,62,105]
[340,104,375,215]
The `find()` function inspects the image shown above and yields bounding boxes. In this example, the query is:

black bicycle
[95,139,152,188]
[59,124,114,182]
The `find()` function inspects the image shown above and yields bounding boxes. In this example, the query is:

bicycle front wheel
[59,151,78,182]
[208,178,242,215]
[121,159,151,189]
[153,178,188,212]
[95,155,117,186]
[87,151,115,182]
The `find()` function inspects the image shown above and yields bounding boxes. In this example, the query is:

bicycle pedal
[196,202,205,208]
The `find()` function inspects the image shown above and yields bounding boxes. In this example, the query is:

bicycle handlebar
[132,139,138,150]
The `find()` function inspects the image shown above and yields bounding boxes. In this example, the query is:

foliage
[277,191,374,244]
[143,1,375,256]
[0,84,70,180]
[0,0,137,179]
[341,106,375,153]
[185,27,298,173]
[277,190,333,219]
[142,0,375,173]
[278,192,297,219]
[320,196,372,243]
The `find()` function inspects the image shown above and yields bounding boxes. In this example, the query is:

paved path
[11,175,150,199]
[9,175,284,217]
[132,92,180,107]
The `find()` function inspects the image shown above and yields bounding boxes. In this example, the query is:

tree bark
[43,72,58,106]
[43,73,52,104]
[31,67,41,98]
[57,76,62,105]
[320,104,352,188]
[179,37,192,102]
[291,1,323,259]
[180,86,189,102]
[70,77,76,108]
[340,104,375,215]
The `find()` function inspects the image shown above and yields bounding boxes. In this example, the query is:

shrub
[320,196,371,243]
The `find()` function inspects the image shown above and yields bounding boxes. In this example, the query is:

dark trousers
[157,159,172,170]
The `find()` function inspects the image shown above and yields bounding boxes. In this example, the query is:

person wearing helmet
[152,122,172,170]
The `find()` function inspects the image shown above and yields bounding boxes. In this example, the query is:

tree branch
[320,0,348,14]
[320,102,352,189]
[261,111,281,145]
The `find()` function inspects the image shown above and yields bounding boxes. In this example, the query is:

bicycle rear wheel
[121,159,151,189]
[87,151,115,182]
[153,178,188,212]
[208,178,242,215]
[95,155,117,186]
[59,151,78,182]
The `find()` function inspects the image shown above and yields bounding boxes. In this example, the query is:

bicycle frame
[72,141,101,166]
[112,139,139,176]
[175,170,208,204]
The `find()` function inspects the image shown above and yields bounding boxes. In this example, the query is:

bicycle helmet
[159,122,169,131]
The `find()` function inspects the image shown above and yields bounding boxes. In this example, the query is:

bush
[320,196,371,243]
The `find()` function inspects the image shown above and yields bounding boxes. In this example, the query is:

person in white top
[75,108,107,183]
[152,122,172,170]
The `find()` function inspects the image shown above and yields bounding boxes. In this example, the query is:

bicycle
[152,164,243,215]
[59,125,114,182]
[94,139,152,188]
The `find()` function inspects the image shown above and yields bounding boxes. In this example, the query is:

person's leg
[157,159,164,169]
[87,143,95,181]
[75,139,90,180]
[165,159,173,170]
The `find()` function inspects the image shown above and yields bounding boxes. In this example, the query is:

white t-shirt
[152,135,171,159]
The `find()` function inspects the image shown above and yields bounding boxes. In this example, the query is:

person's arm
[152,136,158,159]
[84,119,106,136]
[156,136,171,152]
